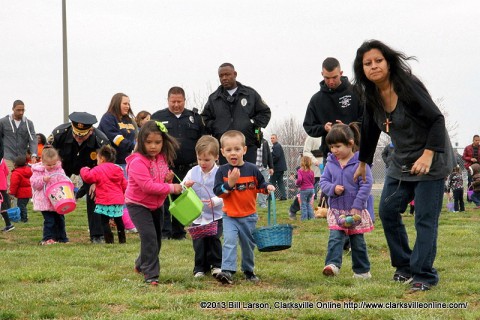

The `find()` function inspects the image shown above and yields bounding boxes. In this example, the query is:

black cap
[68,112,97,137]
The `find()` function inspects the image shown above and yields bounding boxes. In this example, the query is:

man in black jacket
[303,57,363,162]
[270,134,288,200]
[151,86,205,240]
[202,63,271,164]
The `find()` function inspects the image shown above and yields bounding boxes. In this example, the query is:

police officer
[50,112,110,243]
[151,86,205,240]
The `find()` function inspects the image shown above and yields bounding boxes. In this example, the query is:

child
[319,123,374,279]
[213,130,275,284]
[296,156,315,220]
[9,156,32,223]
[446,166,465,212]
[182,135,223,278]
[469,163,480,208]
[1,159,14,232]
[30,148,69,245]
[125,120,182,285]
[80,145,128,244]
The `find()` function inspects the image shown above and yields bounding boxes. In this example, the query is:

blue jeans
[299,189,314,220]
[325,230,370,273]
[256,167,270,207]
[41,211,68,242]
[471,191,480,206]
[379,176,444,286]
[221,214,258,273]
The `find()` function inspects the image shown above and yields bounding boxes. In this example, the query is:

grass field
[1,198,479,320]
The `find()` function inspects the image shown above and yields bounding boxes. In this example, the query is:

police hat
[69,112,97,137]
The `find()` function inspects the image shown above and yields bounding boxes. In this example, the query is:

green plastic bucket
[168,187,203,226]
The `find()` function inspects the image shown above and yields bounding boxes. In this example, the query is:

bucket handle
[267,192,277,226]
[43,173,73,193]
[168,172,216,223]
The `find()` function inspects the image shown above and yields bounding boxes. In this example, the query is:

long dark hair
[135,120,179,166]
[107,92,135,121]
[352,40,426,113]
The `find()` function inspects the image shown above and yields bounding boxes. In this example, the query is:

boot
[118,230,126,244]
[104,232,114,244]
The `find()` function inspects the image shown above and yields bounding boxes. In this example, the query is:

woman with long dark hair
[352,40,455,292]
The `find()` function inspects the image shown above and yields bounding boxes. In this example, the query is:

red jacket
[463,144,480,169]
[80,162,127,205]
[10,166,33,198]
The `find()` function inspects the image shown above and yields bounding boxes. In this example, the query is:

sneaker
[259,204,267,209]
[353,272,372,279]
[244,271,260,283]
[145,278,159,286]
[91,236,105,244]
[323,264,340,276]
[194,272,205,278]
[410,282,431,292]
[41,239,57,245]
[125,228,138,233]
[2,225,15,232]
[216,271,233,284]
[288,211,296,220]
[393,273,413,283]
[211,268,222,277]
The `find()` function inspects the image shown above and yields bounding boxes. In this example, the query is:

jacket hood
[31,161,63,173]
[326,151,359,167]
[13,165,32,178]
[319,76,351,93]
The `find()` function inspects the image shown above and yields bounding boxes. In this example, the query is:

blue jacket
[319,152,373,211]
[98,113,136,164]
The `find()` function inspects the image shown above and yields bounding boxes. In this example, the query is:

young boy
[182,136,224,278]
[9,156,33,222]
[213,130,275,284]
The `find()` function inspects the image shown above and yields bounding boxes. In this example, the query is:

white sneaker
[323,264,340,276]
[194,272,205,278]
[353,272,372,279]
[126,228,138,233]
[211,268,222,277]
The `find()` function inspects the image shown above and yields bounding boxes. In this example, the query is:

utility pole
[62,0,69,123]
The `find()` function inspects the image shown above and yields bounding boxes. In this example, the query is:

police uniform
[50,112,110,243]
[151,107,205,239]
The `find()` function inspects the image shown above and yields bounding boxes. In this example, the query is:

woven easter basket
[253,193,293,252]
[187,182,219,240]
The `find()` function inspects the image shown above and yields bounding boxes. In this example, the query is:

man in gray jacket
[0,100,37,176]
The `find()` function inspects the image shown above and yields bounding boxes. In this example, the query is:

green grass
[1,199,479,319]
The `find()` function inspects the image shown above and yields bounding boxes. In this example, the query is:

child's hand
[184,180,195,188]
[43,176,51,183]
[267,185,276,192]
[172,184,183,195]
[334,185,344,196]
[227,168,240,187]
[165,170,174,183]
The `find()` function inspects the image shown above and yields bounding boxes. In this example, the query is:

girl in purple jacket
[125,121,183,286]
[319,123,374,279]
[296,156,315,220]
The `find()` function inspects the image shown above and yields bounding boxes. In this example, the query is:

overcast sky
[1,0,478,147]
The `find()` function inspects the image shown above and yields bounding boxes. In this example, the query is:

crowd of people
[0,40,475,292]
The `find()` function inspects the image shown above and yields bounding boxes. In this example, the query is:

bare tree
[268,116,307,146]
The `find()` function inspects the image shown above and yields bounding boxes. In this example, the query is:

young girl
[1,159,14,232]
[296,156,315,220]
[182,135,223,278]
[9,156,32,223]
[446,165,465,212]
[80,145,127,244]
[125,120,182,285]
[319,123,374,279]
[30,148,69,245]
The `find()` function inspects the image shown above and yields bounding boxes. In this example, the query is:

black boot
[104,232,114,244]
[118,230,126,244]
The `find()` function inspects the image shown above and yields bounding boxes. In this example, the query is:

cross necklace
[383,85,395,133]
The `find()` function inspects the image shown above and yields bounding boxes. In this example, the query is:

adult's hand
[412,149,434,176]
[354,162,367,182]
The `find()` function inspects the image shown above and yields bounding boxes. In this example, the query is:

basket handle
[267,192,276,226]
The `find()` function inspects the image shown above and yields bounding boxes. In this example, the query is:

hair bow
[155,121,168,133]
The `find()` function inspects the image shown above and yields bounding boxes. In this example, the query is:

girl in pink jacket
[80,145,127,244]
[125,121,182,286]
[30,148,69,245]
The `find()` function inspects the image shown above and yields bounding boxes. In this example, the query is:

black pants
[83,183,103,239]
[17,198,29,222]
[100,214,125,235]
[192,219,223,274]
[453,188,465,212]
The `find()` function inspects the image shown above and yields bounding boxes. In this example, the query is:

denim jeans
[17,198,29,222]
[299,188,314,220]
[325,230,370,273]
[379,176,444,286]
[41,211,68,242]
[471,191,480,206]
[221,214,258,273]
[256,167,270,207]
